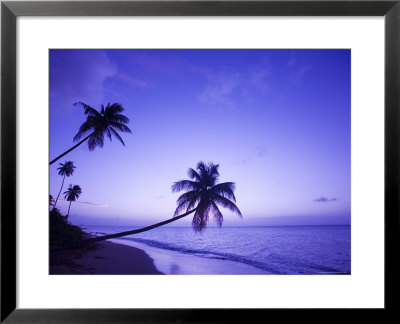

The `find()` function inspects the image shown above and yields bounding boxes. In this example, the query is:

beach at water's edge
[50,240,164,275]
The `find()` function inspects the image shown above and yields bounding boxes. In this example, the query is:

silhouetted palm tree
[49,103,132,165]
[82,162,241,245]
[171,161,242,232]
[63,185,82,219]
[49,195,55,208]
[53,161,75,210]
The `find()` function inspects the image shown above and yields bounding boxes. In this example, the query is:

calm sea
[84,225,350,275]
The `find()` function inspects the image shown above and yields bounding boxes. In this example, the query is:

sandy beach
[50,240,163,275]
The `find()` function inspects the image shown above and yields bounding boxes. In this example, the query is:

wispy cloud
[59,199,108,207]
[235,145,268,165]
[115,72,151,88]
[198,70,241,108]
[286,51,311,86]
[313,197,337,203]
[198,58,272,108]
[290,65,312,86]
[288,50,297,67]
[50,50,117,114]
[128,51,186,79]
[235,159,249,166]
[247,59,271,94]
[273,180,288,187]
[257,145,268,158]
[154,195,166,200]
[121,52,273,109]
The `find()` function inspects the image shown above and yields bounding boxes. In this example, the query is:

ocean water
[84,225,350,275]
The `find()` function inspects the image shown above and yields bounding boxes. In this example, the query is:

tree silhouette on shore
[63,185,82,219]
[53,161,75,210]
[50,102,132,165]
[80,162,242,245]
[49,195,55,208]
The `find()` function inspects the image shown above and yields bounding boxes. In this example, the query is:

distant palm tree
[82,162,241,245]
[49,102,132,165]
[49,195,55,208]
[52,161,75,210]
[63,185,82,219]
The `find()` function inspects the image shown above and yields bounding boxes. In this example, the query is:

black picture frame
[1,0,399,322]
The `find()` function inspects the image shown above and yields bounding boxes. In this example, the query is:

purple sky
[49,49,350,227]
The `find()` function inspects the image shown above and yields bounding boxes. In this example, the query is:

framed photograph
[1,0,399,322]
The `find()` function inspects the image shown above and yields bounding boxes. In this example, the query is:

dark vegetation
[49,208,85,248]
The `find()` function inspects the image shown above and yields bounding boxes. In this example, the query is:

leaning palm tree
[63,185,82,220]
[172,161,242,232]
[81,162,241,245]
[52,161,75,210]
[50,102,132,165]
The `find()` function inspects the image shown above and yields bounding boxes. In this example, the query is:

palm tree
[52,161,75,210]
[49,102,132,165]
[49,195,55,208]
[63,185,82,220]
[82,162,241,245]
[172,161,242,232]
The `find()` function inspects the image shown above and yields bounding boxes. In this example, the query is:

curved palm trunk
[66,201,72,219]
[83,208,197,245]
[50,133,94,165]
[52,175,65,210]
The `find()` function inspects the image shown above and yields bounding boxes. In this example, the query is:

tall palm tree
[63,185,82,220]
[50,102,132,165]
[52,161,75,210]
[82,162,241,245]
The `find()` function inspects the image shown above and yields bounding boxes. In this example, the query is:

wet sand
[111,238,273,275]
[50,240,164,275]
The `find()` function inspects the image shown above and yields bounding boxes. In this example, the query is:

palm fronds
[63,184,82,202]
[57,161,75,176]
[173,161,241,232]
[73,102,132,150]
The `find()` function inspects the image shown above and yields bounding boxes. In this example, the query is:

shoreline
[111,238,273,275]
[50,240,164,275]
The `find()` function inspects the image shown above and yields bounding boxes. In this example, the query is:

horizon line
[79,224,351,228]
